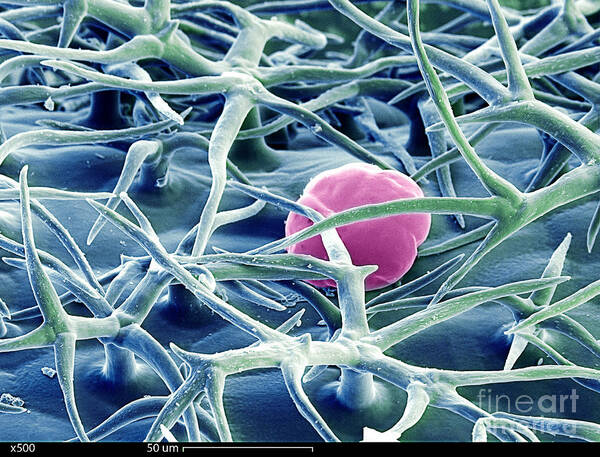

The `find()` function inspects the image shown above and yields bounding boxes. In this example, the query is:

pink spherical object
[285,162,431,291]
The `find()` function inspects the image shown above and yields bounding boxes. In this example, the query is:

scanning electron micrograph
[1,0,600,446]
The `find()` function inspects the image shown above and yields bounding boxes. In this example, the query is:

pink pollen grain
[284,162,431,291]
